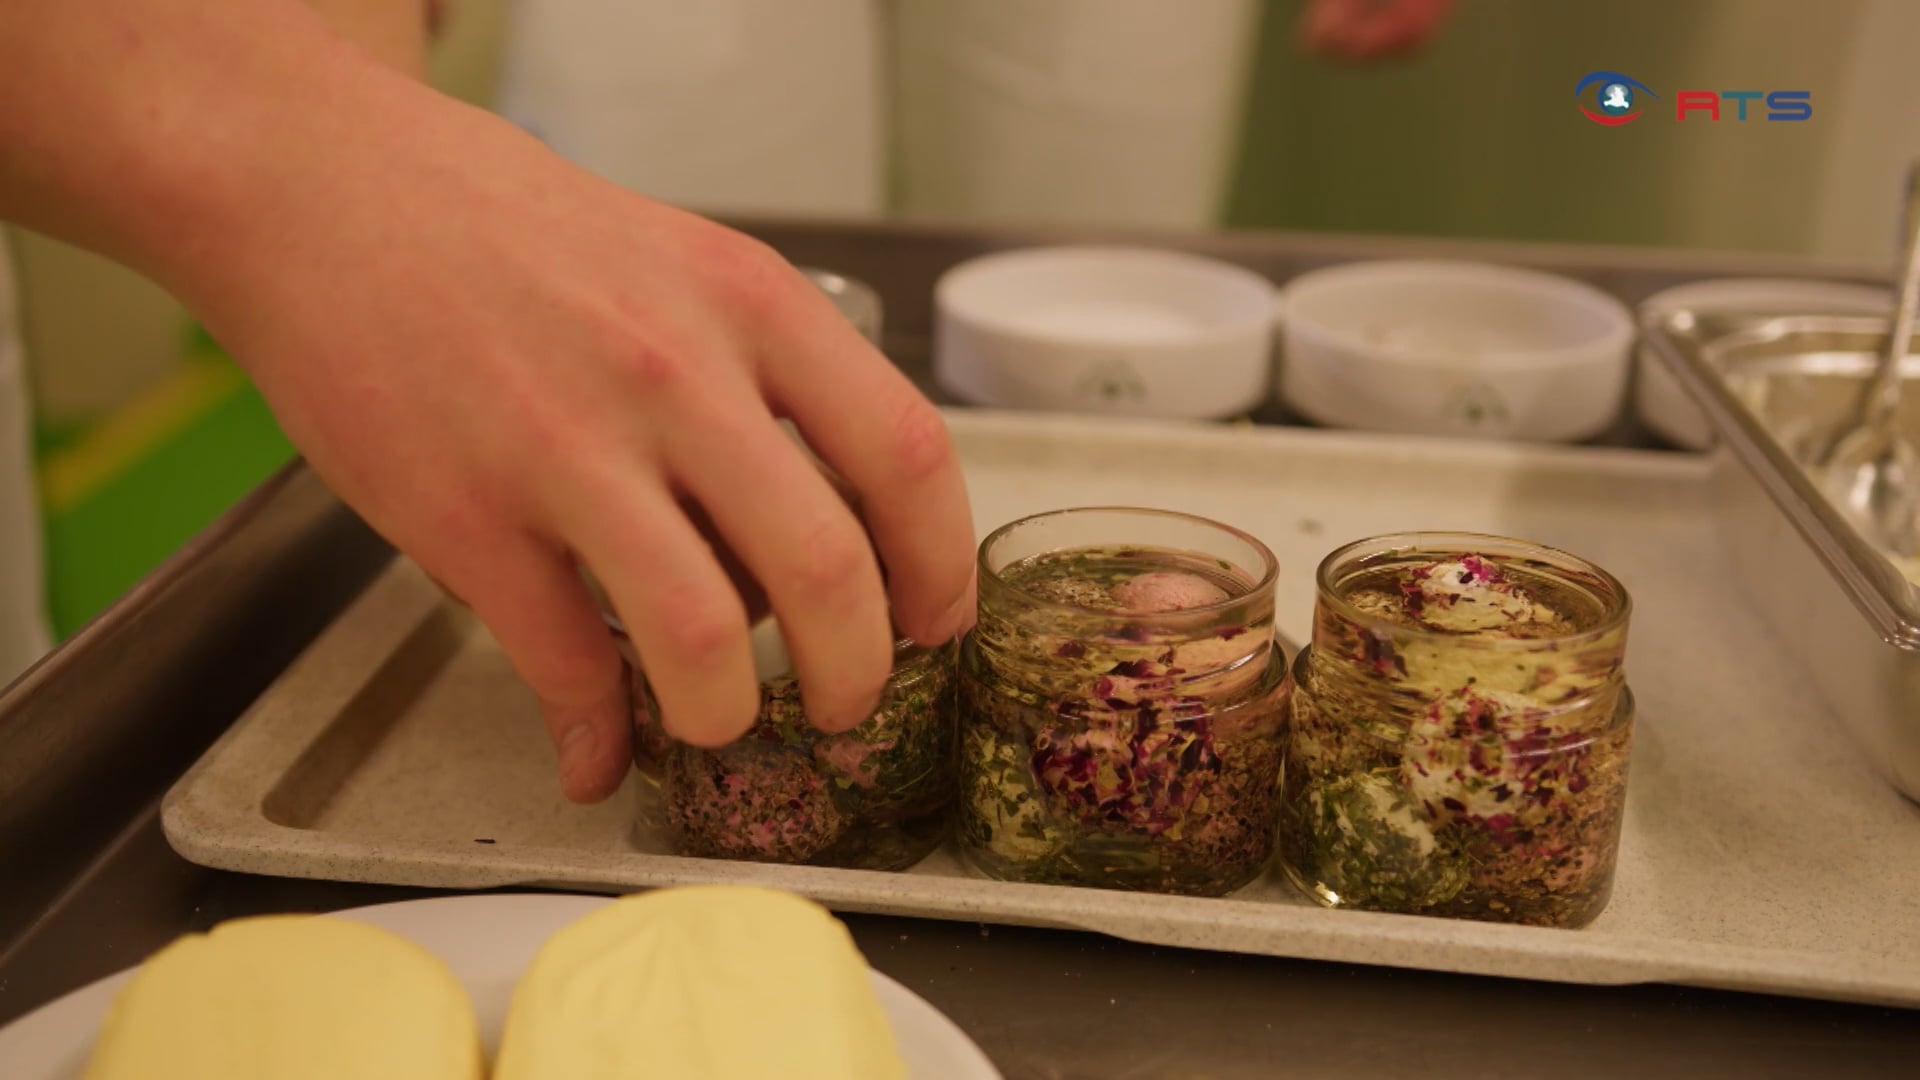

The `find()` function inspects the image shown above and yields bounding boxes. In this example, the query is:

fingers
[744,266,978,648]
[681,498,773,625]
[662,393,896,734]
[436,535,631,804]
[563,468,761,749]
[1300,0,1453,60]
[583,499,773,629]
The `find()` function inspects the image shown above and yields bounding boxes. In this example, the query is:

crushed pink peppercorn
[640,637,955,872]
[667,747,845,864]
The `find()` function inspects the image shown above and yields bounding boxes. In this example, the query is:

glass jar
[614,628,956,872]
[799,266,883,346]
[955,507,1290,896]
[1276,533,1634,929]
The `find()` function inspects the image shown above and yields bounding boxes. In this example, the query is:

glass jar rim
[977,506,1280,618]
[1313,531,1632,650]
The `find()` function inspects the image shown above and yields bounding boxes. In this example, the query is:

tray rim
[1643,312,1920,649]
[161,410,1919,1010]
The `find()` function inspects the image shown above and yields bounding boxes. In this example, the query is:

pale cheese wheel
[495,886,906,1080]
[82,915,482,1080]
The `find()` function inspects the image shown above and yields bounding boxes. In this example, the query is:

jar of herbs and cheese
[1276,532,1635,929]
[613,619,956,873]
[955,507,1290,897]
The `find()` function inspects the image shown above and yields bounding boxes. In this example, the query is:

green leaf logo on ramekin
[1443,382,1511,428]
[1074,359,1148,405]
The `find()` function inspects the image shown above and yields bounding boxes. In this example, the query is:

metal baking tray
[1645,313,1920,800]
[159,410,1920,1008]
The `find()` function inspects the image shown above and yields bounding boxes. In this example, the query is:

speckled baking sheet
[162,410,1920,1008]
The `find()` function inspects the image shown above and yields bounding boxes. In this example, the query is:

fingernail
[819,693,881,735]
[926,585,978,645]
[553,691,630,804]
[948,590,979,637]
[558,721,600,787]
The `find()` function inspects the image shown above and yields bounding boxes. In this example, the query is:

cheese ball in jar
[957,508,1290,897]
[1277,533,1634,928]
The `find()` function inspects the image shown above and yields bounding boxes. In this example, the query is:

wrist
[0,1,442,308]
[120,27,421,294]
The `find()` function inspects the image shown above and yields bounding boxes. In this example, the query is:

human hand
[1298,0,1456,61]
[163,72,977,804]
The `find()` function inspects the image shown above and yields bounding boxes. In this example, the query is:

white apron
[493,0,885,218]
[0,232,52,688]
[489,0,1255,230]
[889,0,1260,228]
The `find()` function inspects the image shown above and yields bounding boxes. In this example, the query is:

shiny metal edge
[1644,312,1920,649]
[722,213,1891,283]
[0,458,393,946]
[0,461,310,708]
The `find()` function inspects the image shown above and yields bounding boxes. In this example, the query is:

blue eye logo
[1576,71,1658,126]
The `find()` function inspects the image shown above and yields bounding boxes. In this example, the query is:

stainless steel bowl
[1646,312,1920,801]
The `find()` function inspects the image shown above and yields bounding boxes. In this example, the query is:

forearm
[0,0,446,307]
[298,0,432,79]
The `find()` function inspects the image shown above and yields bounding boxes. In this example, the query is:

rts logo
[1674,89,1811,122]
[1575,70,1812,125]
[1574,71,1656,126]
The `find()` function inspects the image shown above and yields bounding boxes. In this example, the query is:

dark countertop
[1,219,1912,1078]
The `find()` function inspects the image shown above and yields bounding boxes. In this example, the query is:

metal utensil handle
[1866,161,1920,431]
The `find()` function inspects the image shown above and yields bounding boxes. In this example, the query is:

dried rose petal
[1459,554,1506,584]
[1031,716,1220,837]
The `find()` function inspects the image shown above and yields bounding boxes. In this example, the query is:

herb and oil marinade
[957,509,1289,897]
[1277,534,1634,929]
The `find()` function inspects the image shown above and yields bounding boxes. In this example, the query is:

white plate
[0,894,1002,1080]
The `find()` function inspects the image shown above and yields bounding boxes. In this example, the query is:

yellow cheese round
[81,914,482,1080]
[494,886,907,1080]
